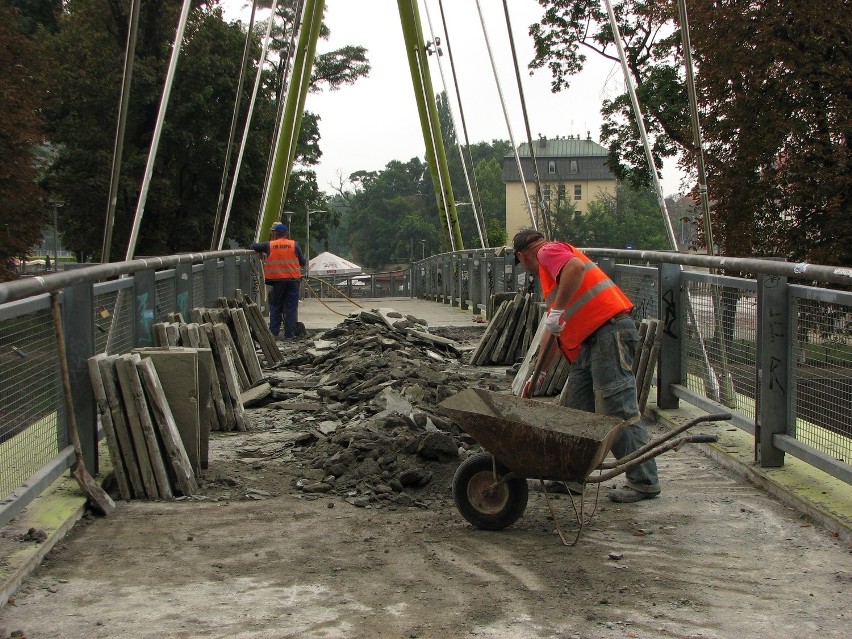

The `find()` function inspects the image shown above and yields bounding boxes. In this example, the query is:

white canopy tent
[308,251,362,276]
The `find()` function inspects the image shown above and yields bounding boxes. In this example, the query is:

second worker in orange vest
[513,229,660,503]
[251,222,306,339]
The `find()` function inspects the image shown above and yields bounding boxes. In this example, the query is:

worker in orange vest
[251,222,306,339]
[513,229,660,503]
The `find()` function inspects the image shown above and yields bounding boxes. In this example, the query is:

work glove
[522,371,547,398]
[545,308,565,335]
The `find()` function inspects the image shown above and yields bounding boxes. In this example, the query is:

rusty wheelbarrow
[438,388,730,538]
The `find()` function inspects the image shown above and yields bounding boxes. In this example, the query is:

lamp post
[305,209,327,279]
[420,239,426,260]
[52,201,64,272]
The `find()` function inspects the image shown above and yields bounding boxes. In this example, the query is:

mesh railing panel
[155,274,176,321]
[682,278,758,420]
[0,306,63,500]
[618,268,658,321]
[792,297,852,465]
[193,268,204,305]
[94,286,135,356]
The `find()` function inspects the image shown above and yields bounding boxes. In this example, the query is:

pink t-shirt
[535,242,578,282]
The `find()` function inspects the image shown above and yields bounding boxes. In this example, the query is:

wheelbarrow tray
[438,388,624,482]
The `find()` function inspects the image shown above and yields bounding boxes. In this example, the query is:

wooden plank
[165,323,181,347]
[472,300,509,365]
[194,347,215,468]
[215,322,250,391]
[119,354,173,499]
[486,301,514,364]
[512,316,547,396]
[242,300,281,364]
[86,355,131,500]
[184,323,202,348]
[152,323,169,348]
[229,308,264,384]
[137,358,198,496]
[96,356,145,498]
[493,292,525,363]
[213,324,250,431]
[202,323,236,431]
[503,293,530,365]
[113,355,160,498]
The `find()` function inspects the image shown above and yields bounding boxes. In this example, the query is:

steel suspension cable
[101,0,140,263]
[473,0,536,230]
[217,0,281,250]
[422,0,485,248]
[501,0,552,240]
[125,0,193,261]
[437,0,488,247]
[210,0,259,250]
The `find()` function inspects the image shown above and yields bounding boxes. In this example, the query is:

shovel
[50,292,116,515]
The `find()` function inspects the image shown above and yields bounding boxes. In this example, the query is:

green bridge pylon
[397,0,463,252]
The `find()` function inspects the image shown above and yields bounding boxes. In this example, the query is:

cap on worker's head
[512,229,544,263]
[271,222,288,234]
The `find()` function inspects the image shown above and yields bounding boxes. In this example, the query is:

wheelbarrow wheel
[453,452,528,531]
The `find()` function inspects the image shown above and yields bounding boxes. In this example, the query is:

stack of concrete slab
[87,353,199,500]
[469,291,542,366]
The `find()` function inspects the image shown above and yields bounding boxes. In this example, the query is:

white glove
[545,308,565,335]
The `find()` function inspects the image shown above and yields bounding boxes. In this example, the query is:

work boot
[608,483,660,503]
[531,480,584,495]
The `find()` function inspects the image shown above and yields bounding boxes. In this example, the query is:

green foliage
[0,3,51,278]
[549,183,669,251]
[531,0,851,265]
[36,0,367,260]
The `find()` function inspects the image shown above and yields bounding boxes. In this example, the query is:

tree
[43,0,369,260]
[0,3,51,279]
[530,0,851,265]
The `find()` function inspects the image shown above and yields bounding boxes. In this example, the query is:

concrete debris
[213,308,506,509]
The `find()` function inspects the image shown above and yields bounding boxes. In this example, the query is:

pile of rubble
[235,308,510,509]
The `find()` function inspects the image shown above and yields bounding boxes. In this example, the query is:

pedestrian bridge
[0,247,850,533]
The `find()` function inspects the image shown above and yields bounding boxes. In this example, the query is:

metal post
[62,283,97,470]
[133,267,156,348]
[175,261,193,320]
[756,273,788,467]
[203,258,218,308]
[658,262,683,409]
[223,255,237,298]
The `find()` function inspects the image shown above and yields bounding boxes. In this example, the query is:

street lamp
[305,209,327,278]
[420,239,426,260]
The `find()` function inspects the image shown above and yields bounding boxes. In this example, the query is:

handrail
[0,249,254,305]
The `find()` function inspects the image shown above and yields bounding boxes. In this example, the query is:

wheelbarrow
[438,388,731,543]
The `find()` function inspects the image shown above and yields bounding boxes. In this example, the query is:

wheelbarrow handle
[588,433,719,482]
[598,412,731,471]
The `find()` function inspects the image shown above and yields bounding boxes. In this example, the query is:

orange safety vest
[265,239,301,280]
[539,243,633,360]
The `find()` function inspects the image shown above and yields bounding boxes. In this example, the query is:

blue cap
[271,222,288,233]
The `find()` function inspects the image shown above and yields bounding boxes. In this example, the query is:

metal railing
[0,250,257,524]
[1,245,849,526]
[409,247,852,485]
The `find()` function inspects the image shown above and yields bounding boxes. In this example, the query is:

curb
[647,400,852,547]
[0,474,87,609]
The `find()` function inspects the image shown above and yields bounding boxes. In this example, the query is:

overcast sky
[223,0,686,197]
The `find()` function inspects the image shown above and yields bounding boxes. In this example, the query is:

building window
[574,184,582,200]
[558,185,566,202]
[570,160,578,173]
[542,185,551,203]
[548,161,556,174]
